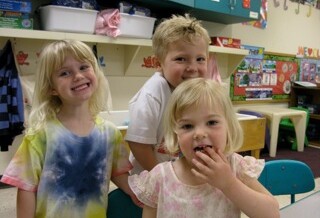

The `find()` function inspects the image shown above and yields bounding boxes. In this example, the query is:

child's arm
[192,148,280,218]
[112,173,143,207]
[17,189,36,218]
[128,141,158,171]
[142,205,157,218]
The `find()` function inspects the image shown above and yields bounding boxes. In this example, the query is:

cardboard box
[0,10,30,18]
[0,0,32,13]
[118,13,156,39]
[39,5,98,34]
[0,17,32,29]
[211,36,241,48]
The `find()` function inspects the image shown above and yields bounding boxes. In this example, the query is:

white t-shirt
[125,72,174,174]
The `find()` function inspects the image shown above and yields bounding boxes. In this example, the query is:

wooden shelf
[0,28,248,78]
[310,141,320,147]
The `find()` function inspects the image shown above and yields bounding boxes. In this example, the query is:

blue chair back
[107,188,142,218]
[258,160,315,204]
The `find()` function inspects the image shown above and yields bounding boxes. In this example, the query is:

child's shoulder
[95,115,117,129]
[144,72,168,89]
[230,153,265,178]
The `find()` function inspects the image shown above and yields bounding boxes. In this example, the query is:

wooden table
[238,106,307,157]
[280,190,320,217]
[237,117,266,159]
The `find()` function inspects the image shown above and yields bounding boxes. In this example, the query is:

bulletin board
[230,47,299,102]
[299,58,320,82]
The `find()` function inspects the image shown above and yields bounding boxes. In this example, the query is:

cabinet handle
[229,0,236,10]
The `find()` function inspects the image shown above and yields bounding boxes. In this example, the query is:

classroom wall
[203,2,320,55]
[108,2,320,110]
[1,2,320,173]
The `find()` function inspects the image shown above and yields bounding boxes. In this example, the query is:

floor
[1,178,320,217]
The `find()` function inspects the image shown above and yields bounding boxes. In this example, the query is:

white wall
[110,2,320,110]
[204,2,320,54]
[2,2,320,173]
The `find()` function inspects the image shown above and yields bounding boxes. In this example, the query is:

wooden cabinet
[289,85,320,147]
[168,0,194,7]
[194,0,260,24]
[237,117,266,159]
[119,0,260,24]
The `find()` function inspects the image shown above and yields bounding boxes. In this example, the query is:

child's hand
[191,147,236,191]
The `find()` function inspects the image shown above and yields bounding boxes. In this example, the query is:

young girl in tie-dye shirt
[1,40,139,218]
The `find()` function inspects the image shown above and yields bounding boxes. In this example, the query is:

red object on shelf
[211,37,241,48]
[243,0,251,8]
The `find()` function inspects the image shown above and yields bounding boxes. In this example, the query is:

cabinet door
[167,0,194,7]
[195,0,260,20]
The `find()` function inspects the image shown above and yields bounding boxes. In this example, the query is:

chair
[238,110,271,152]
[258,160,315,204]
[107,188,142,218]
[278,107,310,150]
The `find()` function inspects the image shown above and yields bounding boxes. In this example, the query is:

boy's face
[160,37,208,88]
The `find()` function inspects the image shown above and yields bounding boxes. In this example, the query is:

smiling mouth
[72,83,89,91]
[194,145,212,152]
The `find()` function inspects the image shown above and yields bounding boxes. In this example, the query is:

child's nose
[186,62,198,73]
[193,128,208,140]
[73,71,84,80]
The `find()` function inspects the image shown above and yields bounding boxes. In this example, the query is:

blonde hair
[27,40,109,134]
[152,14,211,62]
[164,78,243,155]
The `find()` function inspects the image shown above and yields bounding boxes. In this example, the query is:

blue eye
[181,124,193,130]
[197,57,206,62]
[175,57,186,62]
[207,120,218,126]
[80,65,90,71]
[59,71,70,77]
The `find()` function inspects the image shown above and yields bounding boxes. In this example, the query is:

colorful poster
[231,51,299,101]
[299,59,320,83]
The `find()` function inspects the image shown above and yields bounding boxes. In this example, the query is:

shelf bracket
[124,45,141,75]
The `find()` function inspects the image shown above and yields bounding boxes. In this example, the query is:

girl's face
[51,56,97,106]
[175,103,228,165]
[160,37,208,88]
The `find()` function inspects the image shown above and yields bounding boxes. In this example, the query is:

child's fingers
[214,148,228,163]
[192,154,212,176]
[191,168,207,181]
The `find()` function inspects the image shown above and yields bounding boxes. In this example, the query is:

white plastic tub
[99,110,129,130]
[39,5,98,34]
[118,13,156,39]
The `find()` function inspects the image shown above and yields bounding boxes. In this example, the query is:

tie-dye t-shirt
[1,116,132,218]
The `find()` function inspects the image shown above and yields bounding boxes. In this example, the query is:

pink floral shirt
[129,153,264,218]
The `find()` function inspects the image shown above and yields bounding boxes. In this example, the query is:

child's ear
[153,56,162,71]
[51,89,58,96]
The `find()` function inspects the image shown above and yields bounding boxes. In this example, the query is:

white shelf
[0,28,248,78]
[0,28,152,46]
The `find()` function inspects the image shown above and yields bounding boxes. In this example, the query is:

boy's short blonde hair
[163,78,243,155]
[152,14,211,62]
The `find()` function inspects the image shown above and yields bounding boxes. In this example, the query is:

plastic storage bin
[118,13,156,39]
[39,5,98,34]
